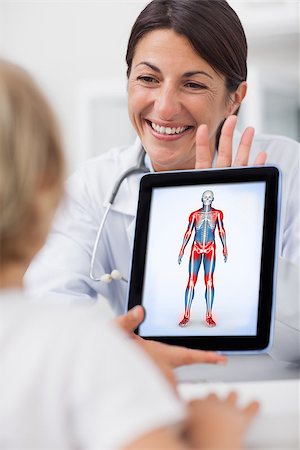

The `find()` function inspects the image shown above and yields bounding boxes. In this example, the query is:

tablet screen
[127,167,279,351]
[140,181,265,337]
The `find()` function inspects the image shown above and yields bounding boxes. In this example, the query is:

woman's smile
[145,118,195,141]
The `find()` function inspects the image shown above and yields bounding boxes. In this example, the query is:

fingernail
[217,358,227,365]
[217,361,227,365]
[130,306,140,320]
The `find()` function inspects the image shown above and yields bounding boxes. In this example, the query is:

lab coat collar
[103,137,146,217]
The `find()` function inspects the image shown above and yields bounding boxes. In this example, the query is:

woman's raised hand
[195,115,266,170]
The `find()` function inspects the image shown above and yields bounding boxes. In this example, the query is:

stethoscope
[89,147,149,283]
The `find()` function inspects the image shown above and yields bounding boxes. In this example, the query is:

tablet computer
[127,166,280,352]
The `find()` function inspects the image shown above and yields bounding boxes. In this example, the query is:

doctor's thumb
[114,305,145,334]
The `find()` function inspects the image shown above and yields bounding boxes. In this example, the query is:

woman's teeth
[151,121,189,135]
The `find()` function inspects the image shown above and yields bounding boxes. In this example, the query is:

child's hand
[115,306,227,391]
[186,392,259,449]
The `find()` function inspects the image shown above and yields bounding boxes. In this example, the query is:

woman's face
[128,29,234,171]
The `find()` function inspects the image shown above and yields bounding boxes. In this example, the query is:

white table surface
[178,378,299,449]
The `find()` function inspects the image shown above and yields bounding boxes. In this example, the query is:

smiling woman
[127,29,246,171]
[126,0,251,170]
[26,0,299,358]
[124,0,265,173]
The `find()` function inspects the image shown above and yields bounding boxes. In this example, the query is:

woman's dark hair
[126,0,247,93]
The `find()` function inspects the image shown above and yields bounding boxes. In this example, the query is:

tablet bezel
[127,166,280,352]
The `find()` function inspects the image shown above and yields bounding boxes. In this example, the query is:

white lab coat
[25,132,299,360]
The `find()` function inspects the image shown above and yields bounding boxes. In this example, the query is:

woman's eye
[137,76,158,84]
[185,82,206,90]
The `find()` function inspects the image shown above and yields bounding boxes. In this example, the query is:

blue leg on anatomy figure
[203,247,216,327]
[179,247,202,327]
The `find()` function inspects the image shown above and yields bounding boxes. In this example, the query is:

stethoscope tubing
[89,148,149,282]
[89,202,112,281]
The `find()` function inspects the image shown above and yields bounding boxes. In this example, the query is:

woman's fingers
[254,151,267,166]
[196,116,265,170]
[195,124,212,169]
[233,126,255,166]
[216,115,237,168]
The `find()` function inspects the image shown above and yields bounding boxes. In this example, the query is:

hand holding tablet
[127,166,280,353]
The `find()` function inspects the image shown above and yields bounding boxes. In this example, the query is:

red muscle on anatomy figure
[178,190,228,328]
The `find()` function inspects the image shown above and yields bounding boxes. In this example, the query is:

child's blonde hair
[0,60,65,263]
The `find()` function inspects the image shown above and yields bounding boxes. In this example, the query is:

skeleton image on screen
[178,190,228,328]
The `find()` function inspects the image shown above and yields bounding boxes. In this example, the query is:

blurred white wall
[0,0,148,171]
[230,1,299,141]
[0,0,299,173]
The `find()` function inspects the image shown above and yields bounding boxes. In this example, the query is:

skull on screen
[201,190,214,206]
